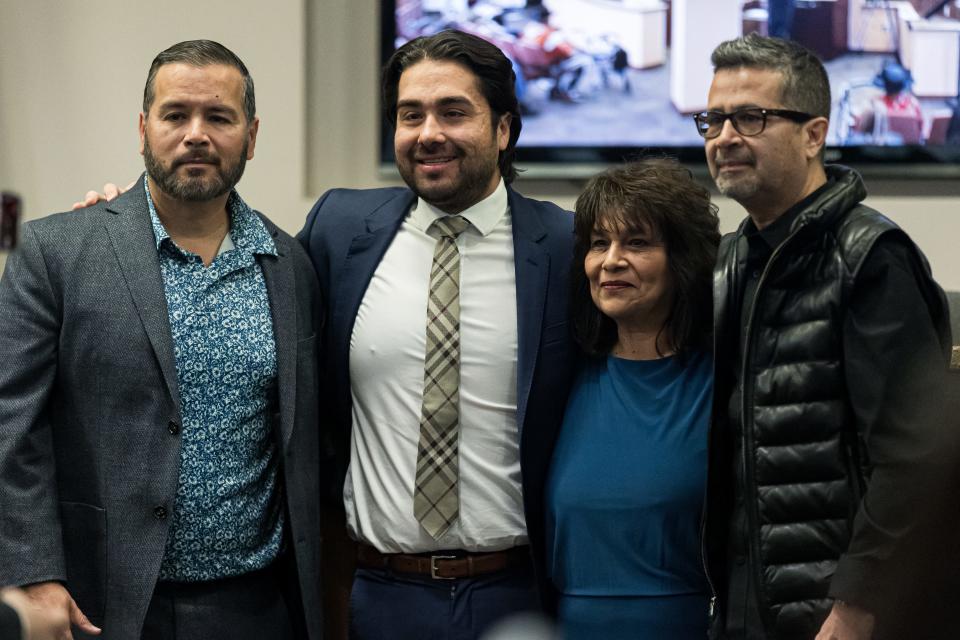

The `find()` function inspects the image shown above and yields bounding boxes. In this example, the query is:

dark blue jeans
[348,562,540,640]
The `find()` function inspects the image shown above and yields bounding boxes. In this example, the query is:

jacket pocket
[60,501,107,625]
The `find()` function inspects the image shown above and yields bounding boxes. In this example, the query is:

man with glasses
[696,35,954,640]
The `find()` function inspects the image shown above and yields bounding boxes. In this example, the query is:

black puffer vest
[705,166,946,639]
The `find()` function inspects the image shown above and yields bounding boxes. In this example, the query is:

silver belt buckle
[430,554,457,580]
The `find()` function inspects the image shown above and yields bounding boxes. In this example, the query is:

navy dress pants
[348,562,540,640]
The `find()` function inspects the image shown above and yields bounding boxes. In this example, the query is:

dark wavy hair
[571,159,720,359]
[382,29,522,183]
[144,40,255,122]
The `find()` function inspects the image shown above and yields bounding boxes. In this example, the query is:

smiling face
[584,219,674,335]
[393,59,511,214]
[139,62,258,202]
[705,66,827,226]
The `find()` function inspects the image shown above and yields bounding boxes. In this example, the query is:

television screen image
[383,0,960,175]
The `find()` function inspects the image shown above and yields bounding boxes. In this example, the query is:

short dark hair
[711,34,830,119]
[382,30,522,183]
[571,159,720,359]
[143,40,255,122]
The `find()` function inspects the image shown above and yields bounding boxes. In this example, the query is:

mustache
[715,152,754,167]
[173,152,219,167]
[413,142,461,157]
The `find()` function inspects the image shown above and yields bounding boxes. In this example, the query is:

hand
[815,601,875,640]
[70,180,135,210]
[1,587,70,640]
[18,582,101,639]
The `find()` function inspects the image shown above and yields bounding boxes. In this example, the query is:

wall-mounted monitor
[381,0,960,178]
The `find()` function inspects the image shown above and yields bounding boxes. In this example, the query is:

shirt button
[154,506,168,520]
[167,421,180,435]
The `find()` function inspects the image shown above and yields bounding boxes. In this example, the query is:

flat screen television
[381,0,960,178]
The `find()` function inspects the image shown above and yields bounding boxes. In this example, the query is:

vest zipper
[740,225,804,634]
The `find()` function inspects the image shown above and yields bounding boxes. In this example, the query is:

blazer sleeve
[0,223,67,587]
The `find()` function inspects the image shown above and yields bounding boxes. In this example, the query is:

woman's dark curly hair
[571,159,720,359]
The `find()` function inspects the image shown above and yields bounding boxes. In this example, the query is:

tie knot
[431,215,471,240]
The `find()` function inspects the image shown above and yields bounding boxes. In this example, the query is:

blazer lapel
[509,189,550,435]
[102,181,181,413]
[260,228,297,450]
[329,192,414,383]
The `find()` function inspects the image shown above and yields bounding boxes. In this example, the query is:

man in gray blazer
[0,40,322,639]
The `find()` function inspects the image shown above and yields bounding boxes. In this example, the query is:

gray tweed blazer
[0,178,323,639]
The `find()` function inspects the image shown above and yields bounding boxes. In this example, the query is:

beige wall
[2,0,958,289]
[0,0,310,272]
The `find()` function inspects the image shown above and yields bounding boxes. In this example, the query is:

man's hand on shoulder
[815,601,875,640]
[20,581,101,638]
[70,180,135,210]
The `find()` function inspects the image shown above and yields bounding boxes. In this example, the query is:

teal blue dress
[545,351,712,639]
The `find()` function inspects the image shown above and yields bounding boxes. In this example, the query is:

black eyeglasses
[693,107,814,139]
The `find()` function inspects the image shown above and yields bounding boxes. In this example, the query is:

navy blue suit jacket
[297,185,576,594]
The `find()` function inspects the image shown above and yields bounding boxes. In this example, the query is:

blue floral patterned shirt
[144,178,284,581]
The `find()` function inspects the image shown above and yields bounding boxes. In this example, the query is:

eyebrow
[156,100,240,117]
[707,103,763,112]
[396,96,475,111]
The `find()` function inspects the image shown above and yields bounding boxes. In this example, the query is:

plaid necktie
[414,214,471,539]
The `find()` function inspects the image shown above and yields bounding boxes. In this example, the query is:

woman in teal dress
[543,159,720,639]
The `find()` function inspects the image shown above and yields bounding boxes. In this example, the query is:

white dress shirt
[344,181,527,552]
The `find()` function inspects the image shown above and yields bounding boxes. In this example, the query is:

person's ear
[804,116,829,160]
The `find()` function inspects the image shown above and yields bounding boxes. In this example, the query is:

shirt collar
[143,175,277,257]
[408,179,509,237]
[745,178,834,252]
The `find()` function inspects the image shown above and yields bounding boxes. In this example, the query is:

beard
[143,136,247,202]
[714,172,761,203]
[397,144,500,214]
[711,151,760,204]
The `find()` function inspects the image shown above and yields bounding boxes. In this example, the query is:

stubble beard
[143,136,247,202]
[715,172,761,204]
[712,150,761,205]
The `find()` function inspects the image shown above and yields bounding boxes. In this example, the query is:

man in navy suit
[297,30,575,640]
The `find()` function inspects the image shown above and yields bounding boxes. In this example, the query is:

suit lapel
[103,181,181,413]
[260,227,297,450]
[509,189,550,435]
[330,192,415,380]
